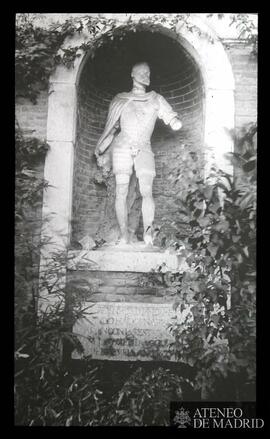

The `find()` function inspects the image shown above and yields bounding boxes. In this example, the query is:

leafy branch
[16,13,257,102]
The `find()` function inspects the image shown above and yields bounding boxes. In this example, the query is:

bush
[101,366,185,426]
[15,304,103,426]
[166,122,257,399]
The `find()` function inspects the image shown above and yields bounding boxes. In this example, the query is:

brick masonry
[15,92,49,139]
[67,269,177,304]
[224,42,257,129]
[71,65,110,242]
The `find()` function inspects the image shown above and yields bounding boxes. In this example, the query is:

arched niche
[41,16,235,254]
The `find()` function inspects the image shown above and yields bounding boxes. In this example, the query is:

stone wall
[67,270,173,304]
[15,92,48,138]
[225,42,257,129]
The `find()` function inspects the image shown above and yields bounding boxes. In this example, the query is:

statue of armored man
[95,62,182,246]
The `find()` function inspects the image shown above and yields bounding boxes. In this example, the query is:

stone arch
[42,16,235,251]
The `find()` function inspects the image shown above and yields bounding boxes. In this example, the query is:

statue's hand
[97,144,108,155]
[95,152,110,172]
[96,134,114,156]
[95,146,101,157]
[170,118,182,131]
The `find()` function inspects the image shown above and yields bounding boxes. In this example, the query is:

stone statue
[95,62,182,246]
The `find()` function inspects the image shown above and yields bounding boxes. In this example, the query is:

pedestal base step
[68,248,181,273]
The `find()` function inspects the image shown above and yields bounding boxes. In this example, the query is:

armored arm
[157,94,182,131]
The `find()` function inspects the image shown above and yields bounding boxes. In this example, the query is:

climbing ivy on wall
[15,13,257,102]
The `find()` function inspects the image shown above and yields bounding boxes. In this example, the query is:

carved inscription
[72,302,192,361]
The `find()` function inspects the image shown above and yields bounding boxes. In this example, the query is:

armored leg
[115,173,131,243]
[138,173,155,245]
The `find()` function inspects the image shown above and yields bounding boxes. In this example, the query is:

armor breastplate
[119,97,159,143]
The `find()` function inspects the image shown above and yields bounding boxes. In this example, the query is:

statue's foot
[143,228,153,246]
[117,237,129,245]
[128,232,139,244]
[115,232,130,246]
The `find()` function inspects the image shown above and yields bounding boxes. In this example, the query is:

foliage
[229,14,258,55]
[15,123,49,310]
[15,345,193,426]
[15,13,257,102]
[15,299,102,426]
[16,17,62,102]
[15,123,49,218]
[164,122,257,399]
[207,13,258,55]
[14,126,103,426]
[101,367,185,426]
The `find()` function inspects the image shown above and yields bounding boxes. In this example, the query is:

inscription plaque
[72,302,192,361]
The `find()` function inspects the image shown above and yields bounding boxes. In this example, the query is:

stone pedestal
[68,246,190,361]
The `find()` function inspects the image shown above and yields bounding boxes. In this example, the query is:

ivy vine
[15,13,257,102]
